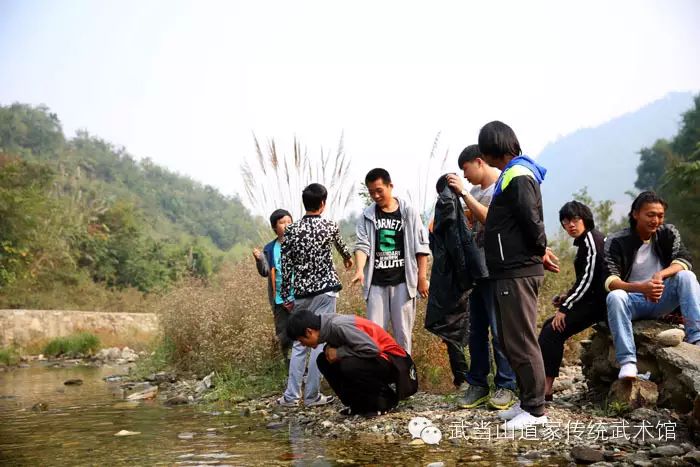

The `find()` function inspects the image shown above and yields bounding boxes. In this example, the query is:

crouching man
[286,308,418,417]
[604,191,700,380]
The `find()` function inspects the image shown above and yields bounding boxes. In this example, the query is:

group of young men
[254,120,700,429]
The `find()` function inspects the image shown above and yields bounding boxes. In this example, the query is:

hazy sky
[2,0,699,215]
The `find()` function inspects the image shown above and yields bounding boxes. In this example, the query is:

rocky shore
[135,363,699,465]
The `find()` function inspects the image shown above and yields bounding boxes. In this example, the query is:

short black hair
[302,183,328,211]
[269,209,292,229]
[457,145,482,168]
[629,191,667,228]
[365,168,391,185]
[286,308,321,341]
[559,201,595,230]
[478,121,522,159]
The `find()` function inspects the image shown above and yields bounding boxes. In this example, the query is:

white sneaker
[305,394,334,407]
[618,363,638,380]
[501,411,548,430]
[497,401,523,420]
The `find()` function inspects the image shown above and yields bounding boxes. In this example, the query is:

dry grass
[156,261,280,375]
[241,134,354,225]
[158,249,585,396]
[0,276,160,313]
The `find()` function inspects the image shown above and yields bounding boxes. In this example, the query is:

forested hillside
[537,92,694,234]
[0,103,260,307]
[635,94,700,258]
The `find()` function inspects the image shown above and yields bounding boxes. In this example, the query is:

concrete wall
[0,309,159,348]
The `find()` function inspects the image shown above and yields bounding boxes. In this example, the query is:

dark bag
[388,353,418,399]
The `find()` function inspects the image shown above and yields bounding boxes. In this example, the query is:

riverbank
[123,361,699,465]
[3,355,699,465]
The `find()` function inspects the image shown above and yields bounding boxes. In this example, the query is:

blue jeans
[466,280,517,390]
[283,294,335,403]
[607,270,700,365]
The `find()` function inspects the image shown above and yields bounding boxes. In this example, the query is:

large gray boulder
[581,320,700,422]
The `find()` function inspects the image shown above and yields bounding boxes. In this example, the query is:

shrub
[43,332,101,357]
[0,347,20,366]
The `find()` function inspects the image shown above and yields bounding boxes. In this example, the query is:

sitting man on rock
[604,191,700,380]
[286,308,418,417]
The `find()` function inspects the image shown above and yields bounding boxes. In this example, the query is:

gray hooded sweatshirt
[354,198,431,300]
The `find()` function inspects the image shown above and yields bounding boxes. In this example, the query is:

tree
[635,93,700,257]
[572,186,625,236]
[635,140,671,191]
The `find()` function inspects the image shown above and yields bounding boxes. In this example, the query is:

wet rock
[31,402,48,412]
[650,458,688,467]
[164,394,189,406]
[571,445,605,464]
[656,329,685,347]
[114,430,140,436]
[196,371,215,394]
[145,372,176,384]
[63,379,83,385]
[103,375,126,382]
[650,445,685,457]
[682,451,700,465]
[427,462,445,467]
[177,432,194,439]
[126,385,158,400]
[266,421,286,430]
[609,379,659,409]
[633,461,653,467]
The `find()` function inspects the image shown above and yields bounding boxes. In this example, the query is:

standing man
[605,191,699,380]
[352,168,431,354]
[277,183,354,408]
[446,145,518,410]
[478,121,559,430]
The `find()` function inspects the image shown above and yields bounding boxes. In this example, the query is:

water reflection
[0,363,566,465]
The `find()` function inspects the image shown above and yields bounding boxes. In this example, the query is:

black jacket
[484,173,547,279]
[603,224,692,290]
[425,177,487,345]
[560,229,606,313]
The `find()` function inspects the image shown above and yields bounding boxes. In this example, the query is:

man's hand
[252,248,262,261]
[344,257,354,270]
[325,346,338,363]
[282,301,294,312]
[551,311,567,332]
[446,173,465,195]
[552,293,567,308]
[418,277,429,298]
[543,248,560,273]
[641,277,664,303]
[351,270,365,287]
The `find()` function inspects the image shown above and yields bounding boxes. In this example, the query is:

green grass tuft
[0,347,20,365]
[43,332,101,357]
[208,359,288,403]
